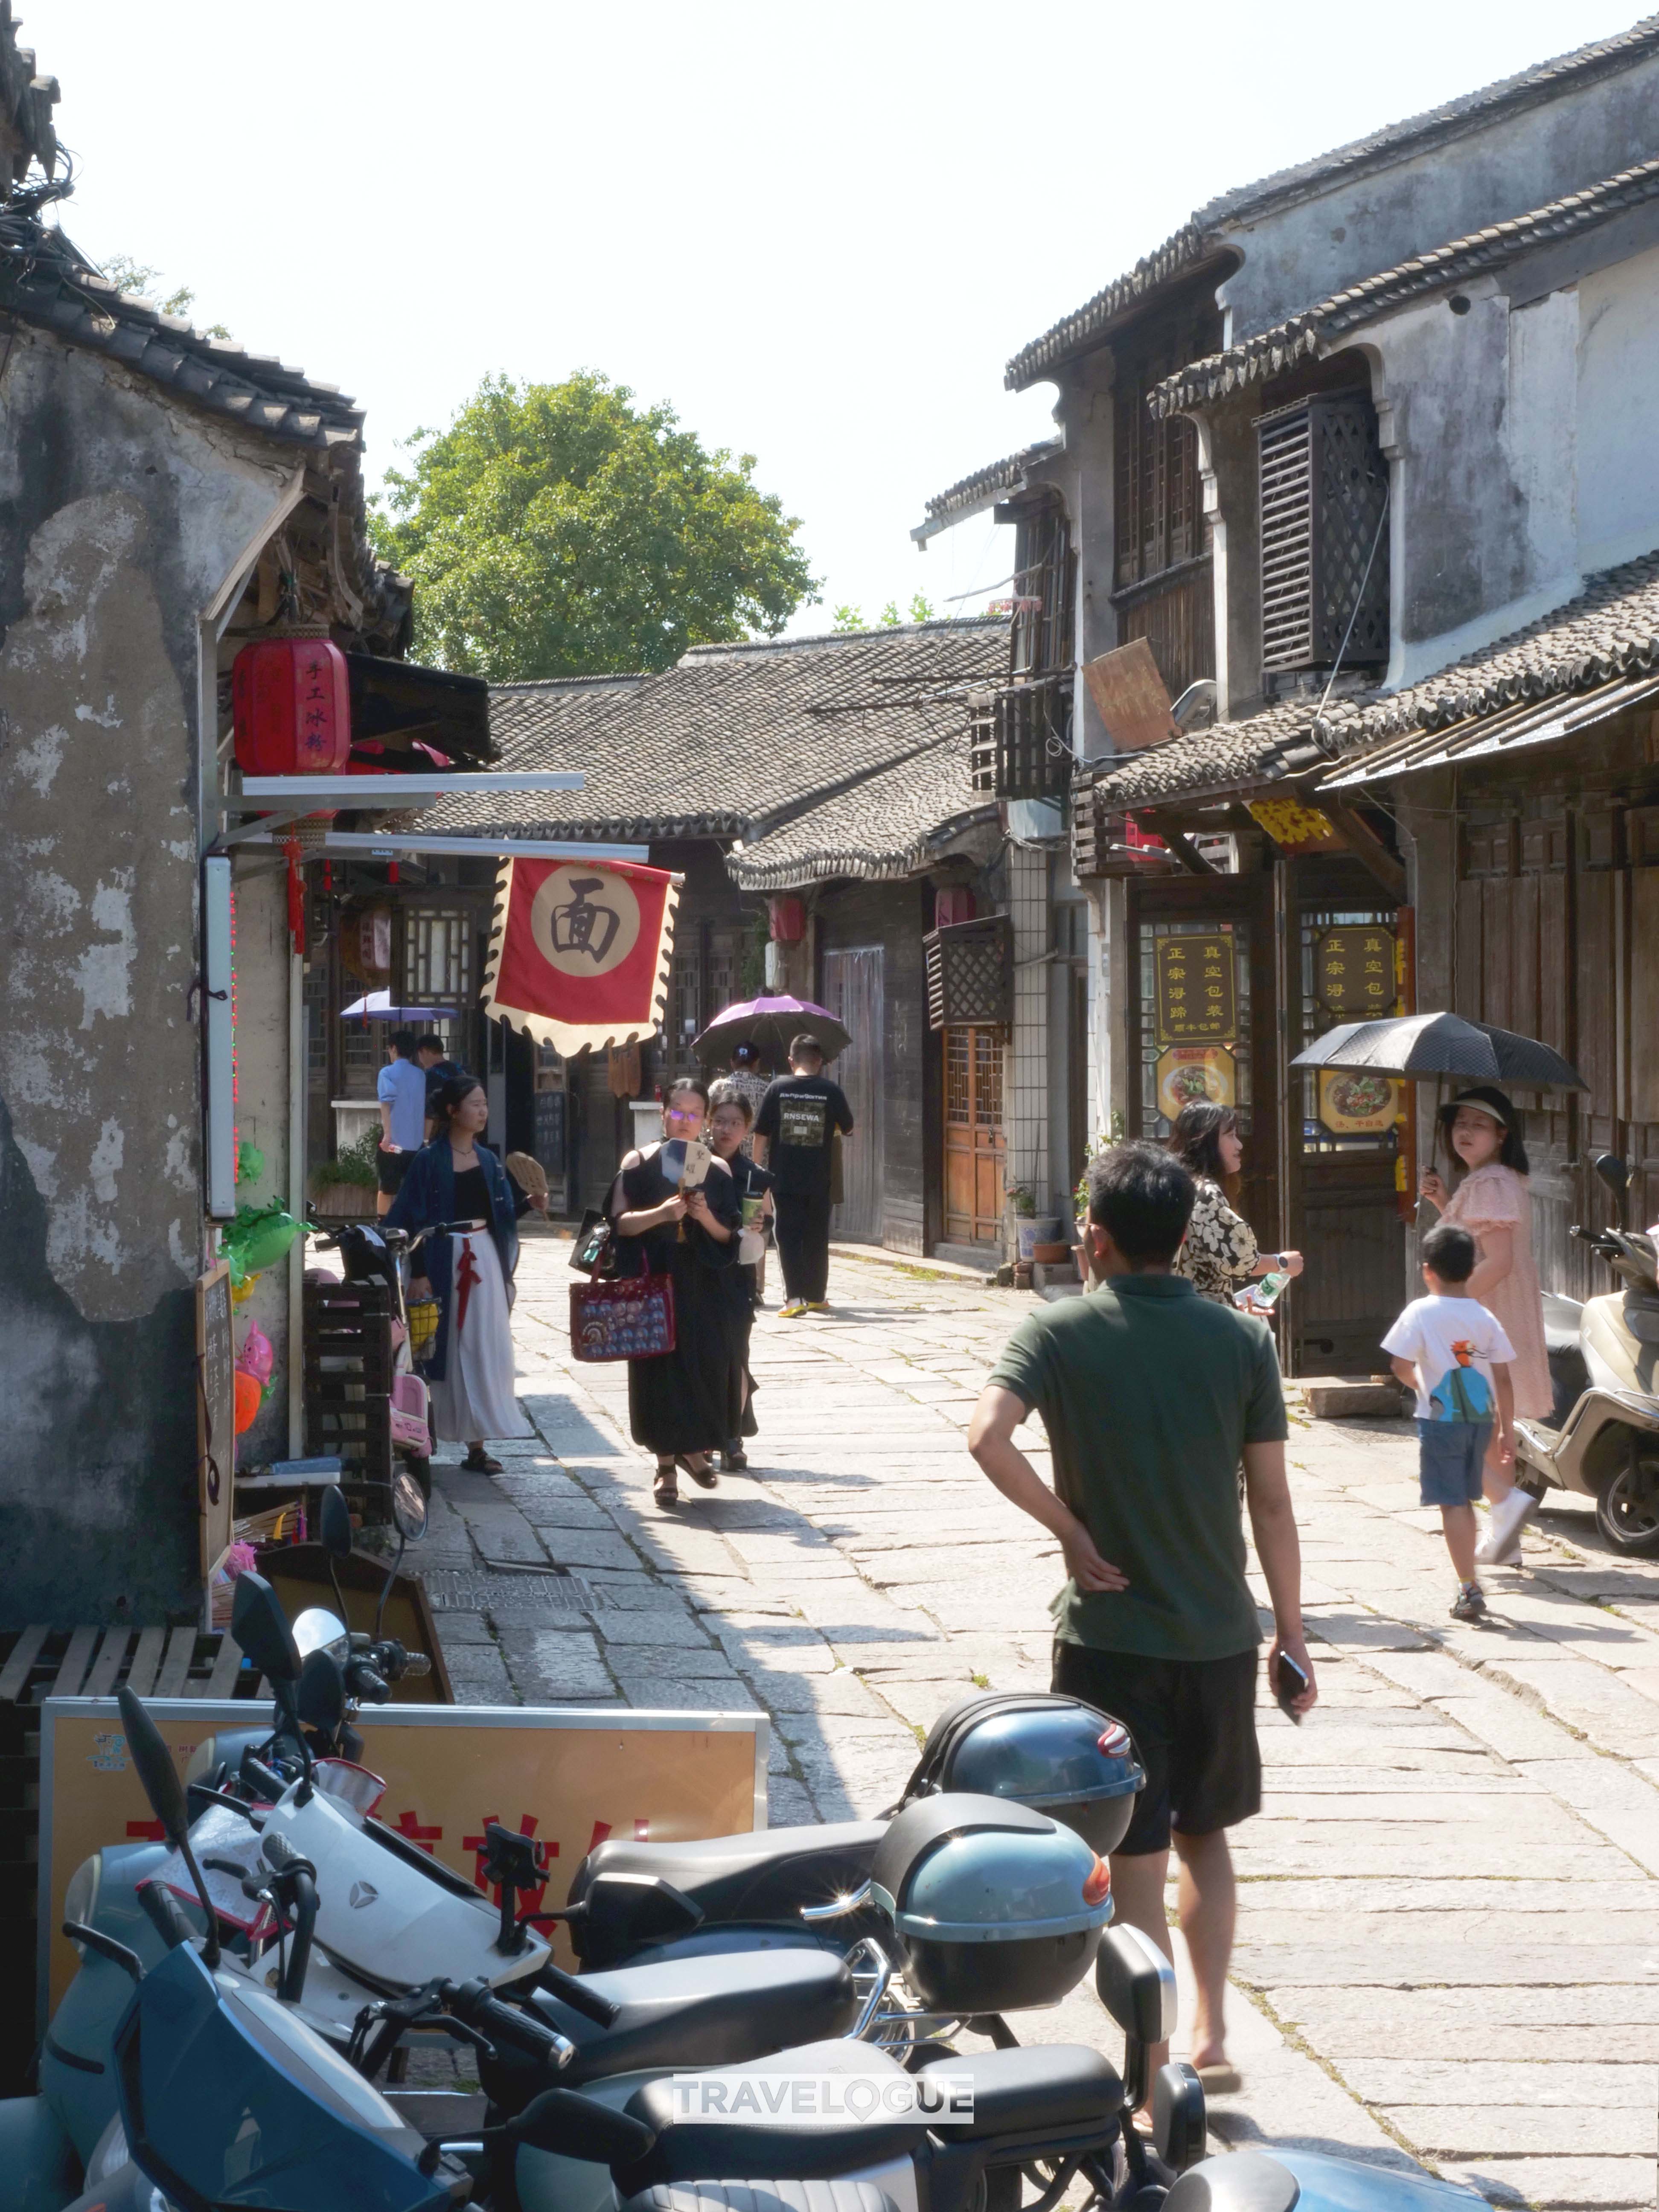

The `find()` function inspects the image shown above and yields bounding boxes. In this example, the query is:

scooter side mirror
[390,1468,428,1544]
[297,1650,347,1738]
[293,1608,349,1662]
[116,1684,190,1849]
[1595,1153,1630,1223]
[232,1572,303,1686]
[1096,1922,1178,2046]
[319,1485,354,1562]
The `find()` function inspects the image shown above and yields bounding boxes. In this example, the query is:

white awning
[236,830,649,863]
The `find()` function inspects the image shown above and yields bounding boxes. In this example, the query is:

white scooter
[1513,1153,1659,1555]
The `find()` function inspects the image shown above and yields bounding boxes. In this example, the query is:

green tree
[371,371,818,678]
[831,603,864,631]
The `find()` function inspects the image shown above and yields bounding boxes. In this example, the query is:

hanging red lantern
[767,894,806,943]
[232,637,351,778]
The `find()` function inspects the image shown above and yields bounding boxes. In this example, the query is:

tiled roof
[1153,158,1659,418]
[1088,548,1659,808]
[0,222,367,448]
[1085,699,1334,810]
[730,732,995,891]
[1004,17,1659,393]
[1194,16,1659,230]
[912,439,1064,540]
[431,618,1010,850]
[1004,227,1212,390]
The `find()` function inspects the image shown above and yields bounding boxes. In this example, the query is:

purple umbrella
[693,993,851,1066]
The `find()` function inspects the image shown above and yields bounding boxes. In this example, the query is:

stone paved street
[421,1234,1659,2212]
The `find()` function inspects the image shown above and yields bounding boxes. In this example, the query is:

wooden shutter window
[1258,393,1390,673]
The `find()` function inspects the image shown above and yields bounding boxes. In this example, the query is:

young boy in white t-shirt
[1381,1221,1516,1623]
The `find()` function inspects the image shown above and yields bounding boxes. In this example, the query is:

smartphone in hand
[1275,1650,1310,1724]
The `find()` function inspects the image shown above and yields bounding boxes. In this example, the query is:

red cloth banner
[483,856,679,1056]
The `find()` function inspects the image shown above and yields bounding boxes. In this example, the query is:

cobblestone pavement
[421,1233,1659,2212]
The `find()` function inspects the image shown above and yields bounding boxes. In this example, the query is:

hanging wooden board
[1082,639,1176,753]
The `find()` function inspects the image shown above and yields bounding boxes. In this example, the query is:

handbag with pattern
[569,1272,676,1362]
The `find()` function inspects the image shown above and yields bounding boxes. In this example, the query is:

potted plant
[1010,1184,1062,1261]
[308,1129,381,1218]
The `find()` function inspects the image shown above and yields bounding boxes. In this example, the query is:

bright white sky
[44,1,1642,639]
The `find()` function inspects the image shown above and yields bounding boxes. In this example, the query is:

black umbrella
[1290,1011,1586,1089]
[693,993,852,1067]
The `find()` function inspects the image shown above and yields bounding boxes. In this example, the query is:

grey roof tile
[1153,157,1659,417]
[431,620,1009,861]
[1004,17,1659,392]
[1087,548,1659,808]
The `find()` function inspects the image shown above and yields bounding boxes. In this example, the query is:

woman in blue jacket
[387,1074,545,1472]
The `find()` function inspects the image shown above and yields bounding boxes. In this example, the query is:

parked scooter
[556,1692,1146,1971]
[1514,1153,1659,1555]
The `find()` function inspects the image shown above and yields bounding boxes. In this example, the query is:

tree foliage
[371,372,818,678]
[832,594,934,633]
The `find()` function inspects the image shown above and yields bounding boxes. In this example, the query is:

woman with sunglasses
[609,1076,746,1506]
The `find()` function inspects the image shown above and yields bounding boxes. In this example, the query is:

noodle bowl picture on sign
[1156,1045,1236,1123]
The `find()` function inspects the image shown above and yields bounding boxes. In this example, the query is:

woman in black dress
[608,1077,745,1507]
[709,1084,773,1470]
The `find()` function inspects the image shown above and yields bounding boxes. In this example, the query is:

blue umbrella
[339,989,459,1021]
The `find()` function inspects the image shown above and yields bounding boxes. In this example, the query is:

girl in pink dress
[1419,1086,1552,1563]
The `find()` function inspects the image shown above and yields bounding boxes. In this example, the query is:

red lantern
[767,894,806,944]
[232,638,351,777]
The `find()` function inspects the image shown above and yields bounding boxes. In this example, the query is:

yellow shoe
[806,1301,831,1314]
[780,1299,809,1318]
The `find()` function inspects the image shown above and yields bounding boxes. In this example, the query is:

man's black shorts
[1052,1641,1261,1854]
[375,1147,413,1197]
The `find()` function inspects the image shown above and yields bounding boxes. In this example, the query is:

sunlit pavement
[418,1236,1659,2210]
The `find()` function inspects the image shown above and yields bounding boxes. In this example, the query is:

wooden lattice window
[926,916,1012,1030]
[403,906,474,1006]
[1114,303,1222,591]
[1258,393,1390,672]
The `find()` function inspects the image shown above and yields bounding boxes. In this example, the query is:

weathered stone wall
[0,329,290,1626]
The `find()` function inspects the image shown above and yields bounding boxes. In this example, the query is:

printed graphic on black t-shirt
[754,1074,853,1197]
[777,1094,828,1150]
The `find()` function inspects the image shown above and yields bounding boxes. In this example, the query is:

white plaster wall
[1576,240,1659,574]
[0,334,291,1320]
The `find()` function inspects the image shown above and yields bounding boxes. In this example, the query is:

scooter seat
[574,1823,885,1930]
[935,2045,1123,2142]
[535,1952,859,2086]
[620,2039,928,2184]
[622,2186,898,2212]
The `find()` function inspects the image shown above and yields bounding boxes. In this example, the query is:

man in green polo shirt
[968,1140,1315,2098]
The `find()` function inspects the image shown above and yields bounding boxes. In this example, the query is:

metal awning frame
[234,830,650,864]
[214,770,587,849]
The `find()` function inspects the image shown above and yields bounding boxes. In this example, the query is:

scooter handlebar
[442,1977,575,2070]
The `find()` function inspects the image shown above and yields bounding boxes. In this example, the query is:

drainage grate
[422,1569,600,1620]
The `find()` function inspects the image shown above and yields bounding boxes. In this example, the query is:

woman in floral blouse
[1167,1103,1303,1304]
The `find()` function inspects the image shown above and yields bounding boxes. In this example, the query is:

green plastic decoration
[222,1198,303,1278]
[236,1140,266,1188]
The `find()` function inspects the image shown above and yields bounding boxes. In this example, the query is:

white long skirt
[431,1230,533,1444]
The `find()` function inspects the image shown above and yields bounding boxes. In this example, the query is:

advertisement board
[39,1699,766,2021]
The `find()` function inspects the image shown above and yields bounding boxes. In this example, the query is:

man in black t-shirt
[752,1034,854,1316]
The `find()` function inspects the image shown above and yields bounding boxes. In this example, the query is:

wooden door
[1285,864,1407,1375]
[824,946,885,1243]
[1126,873,1279,1248]
[943,1027,1006,1246]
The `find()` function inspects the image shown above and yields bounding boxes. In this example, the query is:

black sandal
[653,1462,679,1508]
[463,1446,503,1473]
[677,1454,719,1490]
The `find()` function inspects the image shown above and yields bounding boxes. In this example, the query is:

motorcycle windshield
[114,1944,443,2212]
